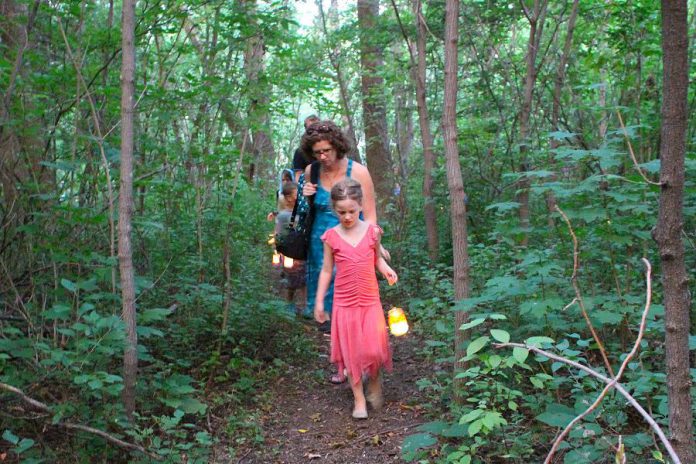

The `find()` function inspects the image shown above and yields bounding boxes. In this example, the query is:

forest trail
[220,321,430,463]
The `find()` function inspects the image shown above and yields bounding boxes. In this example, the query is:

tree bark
[119,0,138,421]
[442,0,470,404]
[414,0,439,260]
[546,0,579,221]
[317,0,360,161]
[516,0,548,246]
[655,1,695,461]
[358,0,394,217]
[241,0,275,182]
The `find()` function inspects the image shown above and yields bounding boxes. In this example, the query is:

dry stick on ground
[555,205,615,376]
[615,112,662,186]
[0,382,162,460]
[543,258,657,464]
[493,342,681,464]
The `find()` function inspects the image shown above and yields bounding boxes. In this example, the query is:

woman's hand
[303,182,317,197]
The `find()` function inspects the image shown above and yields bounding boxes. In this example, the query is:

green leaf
[488,355,502,369]
[88,379,104,389]
[525,336,554,347]
[15,438,35,454]
[416,421,448,435]
[593,310,623,326]
[3,429,19,445]
[401,433,437,453]
[61,279,77,293]
[485,202,520,213]
[442,423,468,438]
[481,411,507,429]
[467,419,483,436]
[179,397,207,415]
[466,336,489,357]
[139,307,173,324]
[44,304,71,321]
[548,130,577,140]
[490,329,510,343]
[459,409,484,424]
[512,347,529,363]
[459,318,485,331]
[536,403,576,428]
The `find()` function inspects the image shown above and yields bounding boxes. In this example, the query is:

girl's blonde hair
[330,178,363,206]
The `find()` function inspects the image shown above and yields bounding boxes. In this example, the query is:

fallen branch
[615,112,661,186]
[544,258,656,463]
[555,205,614,376]
[491,343,681,464]
[0,382,161,460]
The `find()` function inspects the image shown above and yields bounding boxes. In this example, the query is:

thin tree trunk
[516,0,548,246]
[655,1,695,461]
[119,0,138,421]
[393,41,412,187]
[242,0,275,182]
[546,0,579,222]
[358,0,394,217]
[442,0,470,404]
[317,0,360,160]
[414,0,439,260]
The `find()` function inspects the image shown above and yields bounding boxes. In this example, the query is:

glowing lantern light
[283,256,294,268]
[267,236,276,245]
[272,252,281,266]
[388,307,409,336]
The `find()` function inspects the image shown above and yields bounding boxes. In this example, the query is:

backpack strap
[310,161,319,186]
[289,162,320,228]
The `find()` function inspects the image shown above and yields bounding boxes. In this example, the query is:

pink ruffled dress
[321,224,392,385]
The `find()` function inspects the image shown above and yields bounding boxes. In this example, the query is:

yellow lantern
[283,256,294,268]
[272,252,281,266]
[388,307,409,336]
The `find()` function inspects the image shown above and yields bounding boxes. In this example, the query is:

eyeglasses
[312,148,334,157]
[306,123,331,135]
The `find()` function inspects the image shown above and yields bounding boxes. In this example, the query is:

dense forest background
[1,0,695,463]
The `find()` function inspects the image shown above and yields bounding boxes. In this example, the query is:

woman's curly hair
[300,120,352,160]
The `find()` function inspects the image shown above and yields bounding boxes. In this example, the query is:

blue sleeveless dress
[304,159,356,315]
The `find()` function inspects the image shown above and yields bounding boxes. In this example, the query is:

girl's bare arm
[314,241,334,321]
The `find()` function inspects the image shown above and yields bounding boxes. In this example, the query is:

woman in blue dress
[298,121,381,383]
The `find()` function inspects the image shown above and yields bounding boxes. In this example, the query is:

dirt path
[231,324,430,464]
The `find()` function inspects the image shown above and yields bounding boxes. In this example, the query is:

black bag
[276,162,319,260]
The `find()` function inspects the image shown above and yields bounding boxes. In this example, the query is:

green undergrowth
[0,182,318,463]
[389,145,696,464]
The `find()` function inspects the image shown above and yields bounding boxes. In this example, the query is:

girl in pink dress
[314,178,398,419]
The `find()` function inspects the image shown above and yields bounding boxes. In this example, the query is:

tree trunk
[358,0,393,217]
[0,0,42,209]
[442,0,470,404]
[414,0,439,260]
[242,0,275,182]
[119,0,138,421]
[516,0,548,246]
[317,0,360,161]
[655,1,695,461]
[546,0,579,222]
[393,42,412,187]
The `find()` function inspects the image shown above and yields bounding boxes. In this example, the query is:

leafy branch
[0,382,162,461]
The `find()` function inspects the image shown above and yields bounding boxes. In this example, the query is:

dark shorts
[281,261,306,290]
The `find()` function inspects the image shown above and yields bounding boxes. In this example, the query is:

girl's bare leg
[350,376,368,419]
[366,372,383,410]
